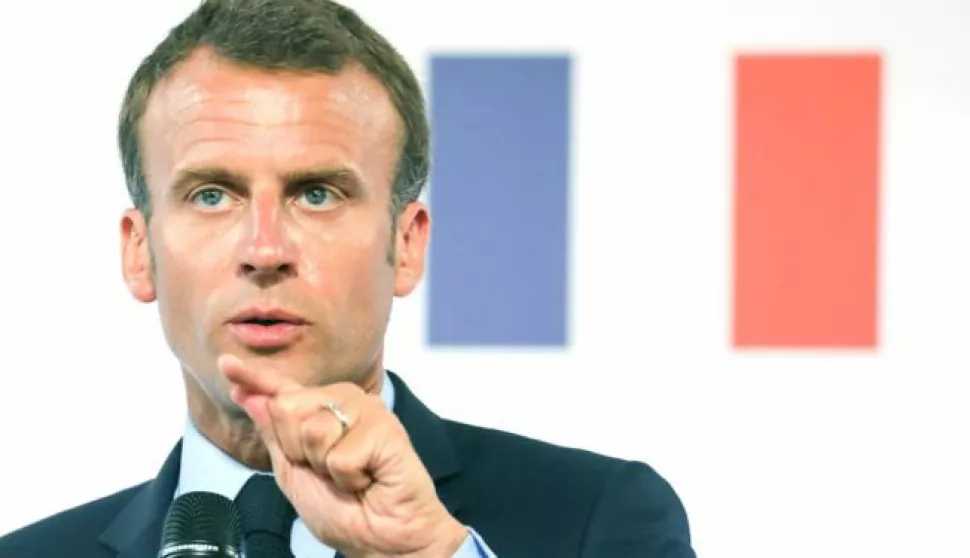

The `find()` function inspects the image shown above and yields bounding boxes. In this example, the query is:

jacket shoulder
[441,420,694,556]
[444,418,632,477]
[0,482,148,557]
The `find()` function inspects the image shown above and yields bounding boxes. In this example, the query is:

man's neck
[182,365,386,471]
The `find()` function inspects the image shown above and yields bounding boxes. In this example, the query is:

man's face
[120,49,429,411]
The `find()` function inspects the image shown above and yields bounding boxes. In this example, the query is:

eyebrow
[169,165,364,198]
[282,167,361,191]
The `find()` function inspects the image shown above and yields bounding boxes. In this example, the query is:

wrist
[345,515,468,558]
[413,515,468,558]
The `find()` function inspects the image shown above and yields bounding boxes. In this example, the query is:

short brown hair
[118,0,429,220]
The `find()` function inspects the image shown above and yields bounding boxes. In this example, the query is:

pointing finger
[219,353,302,397]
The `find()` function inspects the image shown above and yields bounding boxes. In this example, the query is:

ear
[121,209,157,303]
[392,201,431,298]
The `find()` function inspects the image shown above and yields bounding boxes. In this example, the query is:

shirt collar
[175,370,396,499]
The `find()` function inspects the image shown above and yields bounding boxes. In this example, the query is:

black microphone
[158,491,244,558]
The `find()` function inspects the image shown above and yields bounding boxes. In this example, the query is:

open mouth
[231,311,308,326]
[242,318,289,326]
[229,310,308,348]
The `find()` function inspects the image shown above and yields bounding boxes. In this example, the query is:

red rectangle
[733,54,880,348]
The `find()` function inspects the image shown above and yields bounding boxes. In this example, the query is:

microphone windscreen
[158,491,244,558]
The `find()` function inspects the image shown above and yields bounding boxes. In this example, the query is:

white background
[1,0,969,556]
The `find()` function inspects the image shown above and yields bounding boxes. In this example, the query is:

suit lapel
[98,440,183,558]
[387,371,464,515]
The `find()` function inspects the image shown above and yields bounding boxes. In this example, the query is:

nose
[239,199,297,285]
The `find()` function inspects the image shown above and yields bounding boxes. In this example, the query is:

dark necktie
[235,474,297,558]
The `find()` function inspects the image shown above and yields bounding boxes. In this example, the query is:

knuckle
[275,393,299,415]
[358,393,385,417]
[301,415,330,445]
[344,382,366,396]
[326,447,361,474]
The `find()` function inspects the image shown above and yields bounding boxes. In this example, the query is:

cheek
[152,222,240,321]
[297,213,394,292]
[159,216,242,265]
[298,231,396,334]
[302,236,391,297]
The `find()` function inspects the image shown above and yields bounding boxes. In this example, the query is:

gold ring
[321,401,350,436]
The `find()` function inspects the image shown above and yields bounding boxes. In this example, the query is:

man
[0,0,696,556]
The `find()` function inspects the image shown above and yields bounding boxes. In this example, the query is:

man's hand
[219,354,468,558]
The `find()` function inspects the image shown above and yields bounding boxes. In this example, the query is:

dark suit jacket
[0,372,696,557]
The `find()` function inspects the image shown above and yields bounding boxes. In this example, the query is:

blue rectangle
[427,55,570,346]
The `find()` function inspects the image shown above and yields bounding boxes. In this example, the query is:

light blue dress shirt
[174,371,495,557]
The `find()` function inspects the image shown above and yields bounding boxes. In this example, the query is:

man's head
[118,0,430,422]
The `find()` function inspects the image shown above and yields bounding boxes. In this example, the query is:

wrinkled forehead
[139,49,403,193]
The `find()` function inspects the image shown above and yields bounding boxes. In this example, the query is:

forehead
[139,48,402,191]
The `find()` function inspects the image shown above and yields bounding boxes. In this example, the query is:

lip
[228,322,306,349]
[227,307,309,349]
[229,307,308,325]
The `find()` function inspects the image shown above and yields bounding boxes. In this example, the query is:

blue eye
[191,188,228,208]
[300,186,334,207]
